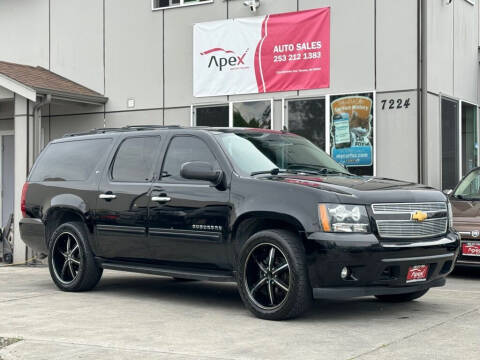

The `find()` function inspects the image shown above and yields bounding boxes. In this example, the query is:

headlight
[318,204,370,233]
[447,200,453,229]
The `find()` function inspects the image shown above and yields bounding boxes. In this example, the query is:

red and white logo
[200,48,250,71]
[406,265,429,283]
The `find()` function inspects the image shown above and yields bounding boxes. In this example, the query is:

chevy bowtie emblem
[411,211,428,222]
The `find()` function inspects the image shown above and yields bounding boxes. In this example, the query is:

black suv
[20,126,459,320]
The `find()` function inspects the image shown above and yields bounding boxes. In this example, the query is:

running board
[98,259,235,282]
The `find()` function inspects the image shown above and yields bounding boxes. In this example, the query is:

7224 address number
[380,98,412,110]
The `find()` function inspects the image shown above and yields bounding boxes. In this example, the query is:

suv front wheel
[237,229,312,320]
[48,221,103,292]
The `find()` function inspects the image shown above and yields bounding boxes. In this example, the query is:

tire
[3,253,12,264]
[48,222,103,292]
[237,229,312,320]
[375,289,429,303]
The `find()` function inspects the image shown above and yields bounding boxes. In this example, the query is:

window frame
[109,135,162,184]
[151,0,213,11]
[159,134,221,184]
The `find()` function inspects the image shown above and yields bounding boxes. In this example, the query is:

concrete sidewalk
[0,265,479,360]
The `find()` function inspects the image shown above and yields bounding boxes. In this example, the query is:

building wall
[425,0,479,188]
[0,0,50,68]
[0,0,478,186]
[0,0,417,120]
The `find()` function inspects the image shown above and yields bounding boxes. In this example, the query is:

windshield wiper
[287,164,352,176]
[251,168,281,176]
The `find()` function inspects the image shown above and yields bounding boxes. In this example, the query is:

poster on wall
[193,8,330,97]
[330,93,374,175]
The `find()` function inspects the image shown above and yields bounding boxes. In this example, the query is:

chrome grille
[372,202,448,239]
[372,202,447,214]
[376,218,448,239]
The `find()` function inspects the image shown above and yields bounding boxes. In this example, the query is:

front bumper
[306,231,459,299]
[456,238,480,266]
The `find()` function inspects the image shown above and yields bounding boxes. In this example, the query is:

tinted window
[162,136,218,181]
[112,137,161,182]
[288,98,325,149]
[30,139,112,182]
[196,106,229,127]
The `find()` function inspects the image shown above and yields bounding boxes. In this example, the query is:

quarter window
[30,139,112,182]
[162,136,218,181]
[111,137,161,182]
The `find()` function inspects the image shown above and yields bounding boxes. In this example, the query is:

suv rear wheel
[237,229,312,320]
[48,222,103,292]
[375,289,429,302]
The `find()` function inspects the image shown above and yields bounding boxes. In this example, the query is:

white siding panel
[0,0,49,68]
[50,0,104,94]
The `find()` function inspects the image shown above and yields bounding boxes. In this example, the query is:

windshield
[217,132,349,176]
[454,169,480,200]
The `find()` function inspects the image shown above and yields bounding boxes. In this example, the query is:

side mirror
[443,189,453,196]
[180,161,223,185]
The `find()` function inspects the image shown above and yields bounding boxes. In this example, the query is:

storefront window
[287,98,326,150]
[195,105,229,127]
[462,102,478,175]
[233,101,271,129]
[441,97,459,189]
[329,93,374,176]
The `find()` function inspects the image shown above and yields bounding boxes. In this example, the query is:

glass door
[286,98,326,150]
[461,102,478,175]
[232,100,272,129]
[441,97,459,189]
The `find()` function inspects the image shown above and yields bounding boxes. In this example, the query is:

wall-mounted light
[243,0,260,13]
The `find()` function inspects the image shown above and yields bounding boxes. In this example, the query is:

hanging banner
[330,94,374,175]
[193,8,330,97]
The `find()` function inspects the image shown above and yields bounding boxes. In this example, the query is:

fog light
[341,267,350,279]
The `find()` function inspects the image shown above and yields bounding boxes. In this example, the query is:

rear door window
[30,138,112,182]
[111,136,161,182]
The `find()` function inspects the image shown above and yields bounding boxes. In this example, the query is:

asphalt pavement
[0,265,479,360]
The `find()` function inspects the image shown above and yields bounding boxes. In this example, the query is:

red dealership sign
[194,8,330,97]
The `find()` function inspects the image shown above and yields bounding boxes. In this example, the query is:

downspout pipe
[419,0,427,184]
[32,94,52,159]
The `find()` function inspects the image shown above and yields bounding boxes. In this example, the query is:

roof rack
[124,125,181,130]
[63,125,182,137]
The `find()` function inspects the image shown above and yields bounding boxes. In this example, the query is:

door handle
[99,193,117,200]
[151,196,171,203]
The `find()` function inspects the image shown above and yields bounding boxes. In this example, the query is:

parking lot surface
[0,265,479,360]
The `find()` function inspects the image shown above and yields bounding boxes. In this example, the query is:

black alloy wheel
[51,232,81,284]
[48,222,103,292]
[238,229,312,320]
[244,243,291,310]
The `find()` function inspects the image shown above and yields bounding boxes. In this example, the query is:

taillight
[21,182,29,218]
